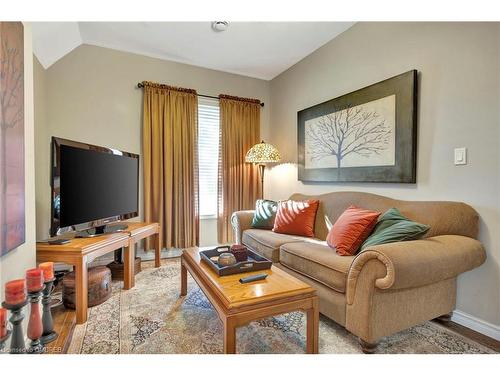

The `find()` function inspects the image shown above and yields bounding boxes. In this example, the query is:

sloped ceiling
[32,22,354,80]
[32,22,82,69]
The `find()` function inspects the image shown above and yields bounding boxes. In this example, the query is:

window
[198,98,220,218]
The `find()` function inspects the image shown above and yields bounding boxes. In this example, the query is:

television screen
[51,138,139,235]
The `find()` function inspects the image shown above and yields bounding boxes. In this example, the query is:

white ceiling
[32,22,354,80]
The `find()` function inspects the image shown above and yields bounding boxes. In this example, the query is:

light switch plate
[454,147,467,165]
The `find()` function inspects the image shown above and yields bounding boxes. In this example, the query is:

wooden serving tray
[200,246,272,276]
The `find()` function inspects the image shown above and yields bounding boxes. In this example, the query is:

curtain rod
[136,82,264,107]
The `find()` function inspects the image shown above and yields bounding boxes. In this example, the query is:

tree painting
[0,22,24,256]
[305,95,396,175]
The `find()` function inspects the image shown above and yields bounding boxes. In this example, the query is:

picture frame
[298,70,418,183]
[0,22,25,256]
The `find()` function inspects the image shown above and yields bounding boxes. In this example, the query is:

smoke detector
[212,21,229,32]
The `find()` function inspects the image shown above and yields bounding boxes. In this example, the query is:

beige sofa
[231,191,486,353]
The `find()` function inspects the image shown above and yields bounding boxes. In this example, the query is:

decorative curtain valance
[218,94,261,106]
[140,81,197,95]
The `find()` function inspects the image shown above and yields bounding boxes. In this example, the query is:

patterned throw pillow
[251,199,278,229]
[272,199,320,237]
[326,206,381,256]
[360,208,431,251]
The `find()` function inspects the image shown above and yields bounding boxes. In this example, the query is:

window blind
[198,98,220,218]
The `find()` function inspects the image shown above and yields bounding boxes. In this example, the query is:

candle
[26,268,44,292]
[39,262,54,281]
[0,307,6,338]
[5,279,26,305]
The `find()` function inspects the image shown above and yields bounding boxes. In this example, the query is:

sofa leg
[358,338,378,354]
[435,312,453,323]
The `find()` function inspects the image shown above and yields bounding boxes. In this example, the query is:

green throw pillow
[360,208,430,251]
[251,199,278,229]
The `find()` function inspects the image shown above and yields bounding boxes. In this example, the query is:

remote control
[239,273,268,284]
[48,239,71,245]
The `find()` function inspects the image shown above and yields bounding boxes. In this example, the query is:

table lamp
[245,140,281,196]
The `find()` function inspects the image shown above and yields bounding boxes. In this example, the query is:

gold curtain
[142,81,199,249]
[217,95,261,244]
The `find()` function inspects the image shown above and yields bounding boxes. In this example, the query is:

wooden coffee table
[180,247,319,354]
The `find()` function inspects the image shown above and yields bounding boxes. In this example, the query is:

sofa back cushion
[289,191,479,241]
[272,199,319,237]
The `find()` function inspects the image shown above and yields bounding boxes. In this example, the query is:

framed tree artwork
[0,22,25,256]
[298,70,418,183]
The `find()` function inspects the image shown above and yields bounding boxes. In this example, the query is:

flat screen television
[51,137,139,237]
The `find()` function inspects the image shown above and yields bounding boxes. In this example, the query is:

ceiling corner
[32,22,83,69]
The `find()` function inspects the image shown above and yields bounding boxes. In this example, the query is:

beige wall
[34,56,48,243]
[0,23,36,300]
[34,44,270,242]
[267,22,500,327]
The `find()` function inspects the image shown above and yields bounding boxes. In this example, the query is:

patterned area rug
[68,258,495,354]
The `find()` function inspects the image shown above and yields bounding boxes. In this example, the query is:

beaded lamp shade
[245,141,281,164]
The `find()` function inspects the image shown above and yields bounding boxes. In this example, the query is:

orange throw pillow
[272,199,319,237]
[327,206,380,256]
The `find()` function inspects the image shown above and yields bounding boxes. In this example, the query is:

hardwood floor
[434,319,500,352]
[45,304,76,354]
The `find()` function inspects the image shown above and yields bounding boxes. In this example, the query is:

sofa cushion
[360,208,430,251]
[327,205,380,256]
[280,241,355,293]
[272,199,319,237]
[242,229,306,262]
[251,199,278,229]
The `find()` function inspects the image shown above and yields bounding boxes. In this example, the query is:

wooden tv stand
[36,222,161,324]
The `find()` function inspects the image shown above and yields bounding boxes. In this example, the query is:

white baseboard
[452,309,500,341]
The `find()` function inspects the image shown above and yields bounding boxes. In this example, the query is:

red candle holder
[27,285,45,354]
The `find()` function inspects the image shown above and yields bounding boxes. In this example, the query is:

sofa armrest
[231,210,255,244]
[346,235,486,304]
